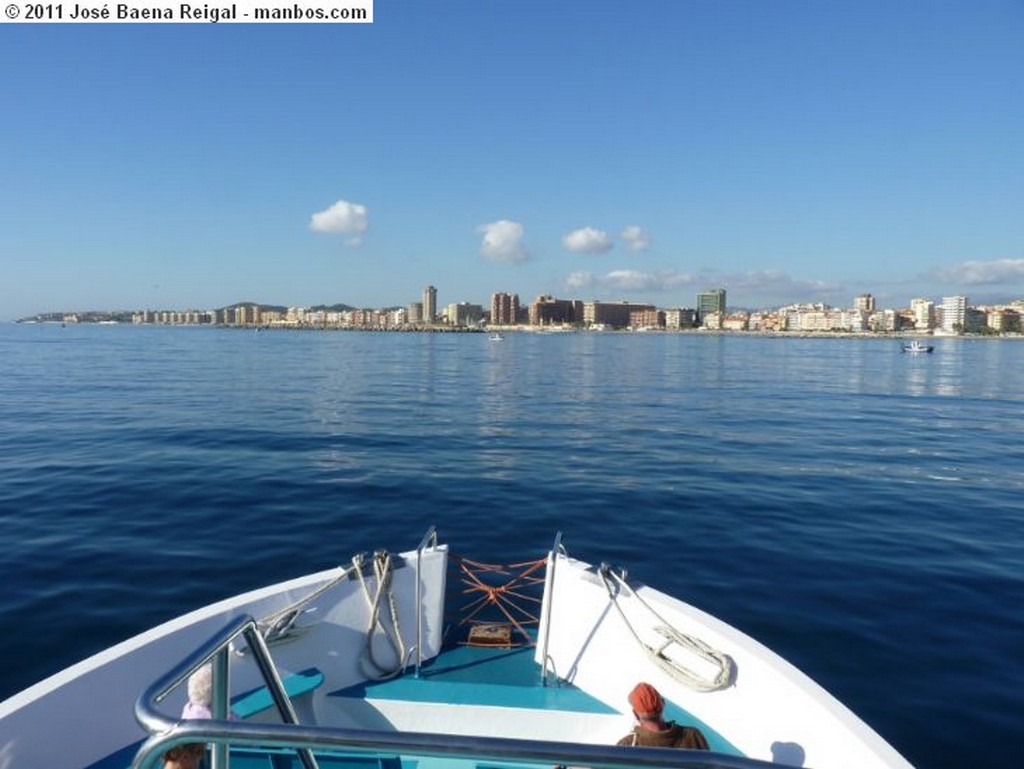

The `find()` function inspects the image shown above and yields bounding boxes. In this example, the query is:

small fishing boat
[0,530,913,769]
[489,333,504,341]
[901,340,934,354]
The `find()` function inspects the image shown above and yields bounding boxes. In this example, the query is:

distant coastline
[14,290,1024,339]
[12,318,1024,341]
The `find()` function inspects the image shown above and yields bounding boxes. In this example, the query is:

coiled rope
[600,564,736,692]
[353,551,409,679]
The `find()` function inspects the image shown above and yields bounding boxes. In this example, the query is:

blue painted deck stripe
[231,667,325,719]
[329,644,617,714]
[330,676,617,714]
[328,642,741,756]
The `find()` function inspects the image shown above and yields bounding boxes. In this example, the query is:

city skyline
[23,285,1024,337]
[3,2,1022,322]
[15,284,1012,317]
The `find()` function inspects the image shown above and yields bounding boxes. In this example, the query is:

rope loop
[355,550,408,680]
[599,564,736,692]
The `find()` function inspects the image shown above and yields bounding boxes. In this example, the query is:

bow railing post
[415,525,438,677]
[539,531,562,687]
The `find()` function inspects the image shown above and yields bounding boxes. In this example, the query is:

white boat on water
[901,340,934,354]
[0,530,913,769]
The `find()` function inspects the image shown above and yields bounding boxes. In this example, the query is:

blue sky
[2,1,1022,320]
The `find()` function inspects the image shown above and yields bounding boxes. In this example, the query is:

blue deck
[327,641,739,756]
[232,667,325,719]
[329,644,617,714]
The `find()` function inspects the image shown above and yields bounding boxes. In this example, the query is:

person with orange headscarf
[616,682,710,750]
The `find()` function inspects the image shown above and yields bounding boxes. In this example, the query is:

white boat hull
[0,540,912,769]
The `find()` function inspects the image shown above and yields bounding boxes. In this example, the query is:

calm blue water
[1,324,1022,769]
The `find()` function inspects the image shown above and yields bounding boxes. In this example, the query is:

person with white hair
[164,665,213,769]
[182,664,213,719]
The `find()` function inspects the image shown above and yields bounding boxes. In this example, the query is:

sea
[1,322,1021,769]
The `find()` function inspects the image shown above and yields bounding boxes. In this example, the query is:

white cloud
[566,270,596,290]
[309,199,369,241]
[620,225,652,252]
[605,269,692,292]
[935,258,1024,285]
[478,220,530,264]
[563,227,614,254]
[726,269,835,295]
[565,269,693,293]
[709,269,845,307]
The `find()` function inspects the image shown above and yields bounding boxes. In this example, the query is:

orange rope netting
[452,555,547,645]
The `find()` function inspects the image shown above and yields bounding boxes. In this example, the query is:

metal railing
[540,530,564,687]
[132,717,784,769]
[133,614,319,769]
[414,524,438,677]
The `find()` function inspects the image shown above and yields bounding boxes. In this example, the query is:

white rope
[600,564,736,692]
[354,551,408,680]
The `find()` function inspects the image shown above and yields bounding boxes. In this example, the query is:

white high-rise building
[939,296,967,334]
[910,298,934,330]
[854,293,875,312]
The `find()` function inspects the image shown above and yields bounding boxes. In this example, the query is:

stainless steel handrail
[132,716,782,769]
[414,525,438,677]
[209,647,230,769]
[134,614,319,769]
[540,530,563,687]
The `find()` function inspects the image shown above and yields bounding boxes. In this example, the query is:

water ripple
[1,326,1022,769]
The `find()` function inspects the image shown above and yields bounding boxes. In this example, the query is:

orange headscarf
[628,682,664,719]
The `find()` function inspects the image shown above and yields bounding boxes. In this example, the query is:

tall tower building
[910,298,934,330]
[940,296,966,333]
[423,285,437,324]
[854,294,875,312]
[696,289,726,324]
[490,292,520,326]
